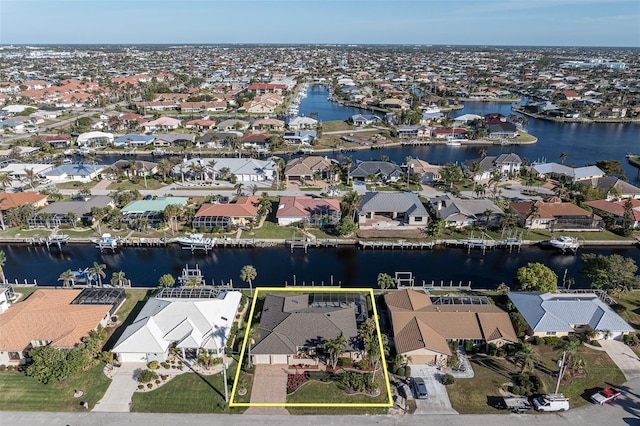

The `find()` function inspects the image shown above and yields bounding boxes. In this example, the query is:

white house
[112,291,242,363]
[76,131,114,147]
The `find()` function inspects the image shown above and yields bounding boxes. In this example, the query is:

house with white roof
[287,116,318,130]
[112,290,242,363]
[76,131,114,147]
[508,292,634,340]
[174,157,277,183]
[532,162,605,182]
[142,117,181,132]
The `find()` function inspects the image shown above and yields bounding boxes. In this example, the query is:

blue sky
[1,0,638,46]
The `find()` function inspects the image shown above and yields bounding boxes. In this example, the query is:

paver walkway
[244,364,289,415]
[599,339,640,380]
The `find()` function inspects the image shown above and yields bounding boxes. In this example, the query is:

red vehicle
[590,388,621,405]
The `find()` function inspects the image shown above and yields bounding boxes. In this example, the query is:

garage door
[270,354,288,364]
[120,353,147,363]
[254,354,271,365]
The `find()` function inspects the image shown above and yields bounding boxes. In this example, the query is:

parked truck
[533,394,570,412]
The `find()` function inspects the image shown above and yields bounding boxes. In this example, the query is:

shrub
[155,379,161,385]
[147,383,153,389]
[356,360,369,370]
[488,343,498,356]
[7,365,15,372]
[623,333,639,346]
[177,360,183,366]
[148,361,160,370]
[496,347,507,357]
[160,362,170,369]
[544,336,561,346]
[531,336,544,345]
[212,357,224,365]
[305,371,333,382]
[396,366,405,377]
[160,375,168,381]
[0,365,6,371]
[287,373,307,393]
[404,366,411,377]
[464,339,474,353]
[338,357,353,368]
[441,374,455,385]
[138,369,158,383]
[138,384,144,390]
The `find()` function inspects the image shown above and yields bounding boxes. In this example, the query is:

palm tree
[240,265,257,297]
[377,273,395,290]
[0,250,6,283]
[234,183,244,197]
[0,173,12,189]
[110,270,126,287]
[58,269,75,288]
[24,168,37,189]
[91,207,106,234]
[478,148,487,158]
[163,204,182,235]
[514,342,539,373]
[340,191,361,220]
[89,262,107,287]
[559,152,568,164]
[325,335,347,369]
[66,212,77,229]
[157,159,172,182]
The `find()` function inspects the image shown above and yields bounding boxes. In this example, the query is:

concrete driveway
[599,339,640,380]
[93,363,146,412]
[410,365,458,415]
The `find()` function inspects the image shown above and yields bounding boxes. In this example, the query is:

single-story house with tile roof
[153,132,195,147]
[112,291,242,363]
[407,158,441,183]
[276,196,341,226]
[142,117,181,132]
[433,127,468,140]
[584,176,640,200]
[385,289,518,365]
[284,156,338,182]
[251,292,362,365]
[192,196,259,230]
[0,289,114,364]
[509,197,604,231]
[350,114,382,127]
[584,198,640,229]
[431,195,503,228]
[358,191,429,229]
[33,134,71,148]
[44,163,103,183]
[76,131,114,146]
[0,191,48,213]
[102,159,158,179]
[241,133,272,148]
[113,133,156,148]
[508,292,634,340]
[28,195,114,228]
[464,153,522,181]
[532,162,605,182]
[349,160,402,183]
[121,196,188,226]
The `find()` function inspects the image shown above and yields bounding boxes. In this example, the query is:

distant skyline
[1,0,639,47]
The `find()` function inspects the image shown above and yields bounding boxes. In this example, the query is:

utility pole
[555,351,566,394]
[222,362,229,403]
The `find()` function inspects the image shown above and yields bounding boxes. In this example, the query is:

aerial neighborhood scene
[0,1,639,425]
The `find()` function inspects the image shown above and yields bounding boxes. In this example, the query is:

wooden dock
[359,240,435,250]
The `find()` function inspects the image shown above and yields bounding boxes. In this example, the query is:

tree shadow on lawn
[472,356,513,380]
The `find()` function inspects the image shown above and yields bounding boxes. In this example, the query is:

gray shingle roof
[359,191,428,216]
[349,160,402,179]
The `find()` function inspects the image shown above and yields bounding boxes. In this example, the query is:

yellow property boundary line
[229,287,393,407]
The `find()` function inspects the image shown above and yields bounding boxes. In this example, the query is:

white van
[533,394,570,412]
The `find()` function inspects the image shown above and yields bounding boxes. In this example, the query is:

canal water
[2,243,639,290]
[299,86,640,181]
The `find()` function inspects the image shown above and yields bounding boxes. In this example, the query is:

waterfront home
[142,116,181,132]
[246,83,287,95]
[584,198,640,228]
[532,162,605,182]
[0,163,53,182]
[0,289,117,364]
[112,290,242,363]
[585,176,640,200]
[0,191,48,217]
[251,292,362,365]
[284,156,338,182]
[284,130,316,145]
[431,195,503,228]
[508,292,634,340]
[487,122,518,139]
[287,116,318,130]
[407,158,442,183]
[216,119,250,132]
[113,133,156,148]
[251,118,285,131]
[350,114,382,127]
[153,132,195,147]
[453,114,482,126]
[44,163,103,183]
[241,133,273,149]
[349,160,402,183]
[121,196,189,227]
[433,127,467,140]
[385,289,517,366]
[397,125,428,139]
[509,197,604,231]
[185,119,216,131]
[464,153,522,181]
[192,196,260,230]
[175,157,277,183]
[358,191,429,230]
[32,134,71,149]
[76,131,114,146]
[276,196,341,226]
[102,159,158,179]
[28,195,114,228]
[380,98,410,110]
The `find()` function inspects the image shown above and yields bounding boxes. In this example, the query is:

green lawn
[447,344,625,414]
[130,364,245,413]
[246,222,303,239]
[613,291,640,329]
[509,130,537,143]
[106,178,167,191]
[55,181,97,190]
[12,287,39,301]
[286,373,390,415]
[0,363,111,411]
[321,120,354,132]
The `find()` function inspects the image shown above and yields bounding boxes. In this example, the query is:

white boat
[423,104,441,114]
[546,236,580,250]
[446,140,462,146]
[91,233,120,250]
[175,233,215,249]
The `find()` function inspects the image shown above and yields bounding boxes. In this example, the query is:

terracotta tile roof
[0,192,48,210]
[385,289,432,311]
[584,199,640,221]
[195,196,260,218]
[0,289,111,351]
[510,199,601,220]
[394,316,451,355]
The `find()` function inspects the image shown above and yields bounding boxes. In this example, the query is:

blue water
[299,87,640,181]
